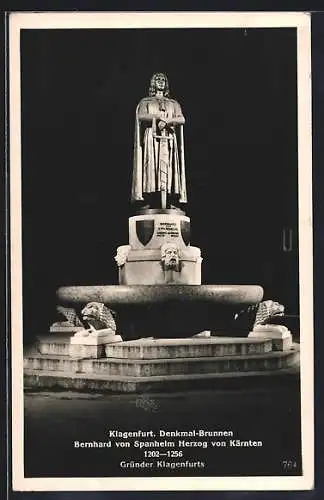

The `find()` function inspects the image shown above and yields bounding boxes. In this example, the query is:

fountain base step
[24,341,299,381]
[24,361,300,393]
[24,333,300,392]
[35,334,274,358]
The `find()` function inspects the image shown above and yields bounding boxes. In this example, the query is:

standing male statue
[131,73,187,209]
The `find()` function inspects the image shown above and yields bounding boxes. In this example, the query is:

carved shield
[136,219,155,246]
[181,220,190,246]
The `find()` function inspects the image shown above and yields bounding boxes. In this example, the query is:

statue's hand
[158,120,167,131]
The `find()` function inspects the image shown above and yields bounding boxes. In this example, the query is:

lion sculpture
[234,299,285,332]
[253,300,285,327]
[73,302,117,338]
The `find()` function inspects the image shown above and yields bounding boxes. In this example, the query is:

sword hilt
[153,134,174,140]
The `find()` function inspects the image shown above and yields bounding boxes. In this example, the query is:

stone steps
[24,345,299,377]
[36,334,72,356]
[24,361,300,393]
[35,334,273,358]
[24,333,300,393]
[105,337,273,359]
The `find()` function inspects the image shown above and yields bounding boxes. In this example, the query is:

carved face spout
[165,247,178,266]
[161,243,181,271]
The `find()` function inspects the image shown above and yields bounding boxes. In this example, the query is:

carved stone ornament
[160,242,182,272]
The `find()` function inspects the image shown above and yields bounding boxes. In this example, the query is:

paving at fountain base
[23,334,300,393]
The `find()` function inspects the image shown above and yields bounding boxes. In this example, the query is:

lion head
[81,302,116,331]
[254,300,285,326]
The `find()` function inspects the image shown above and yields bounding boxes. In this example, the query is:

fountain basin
[57,284,263,307]
[56,285,263,339]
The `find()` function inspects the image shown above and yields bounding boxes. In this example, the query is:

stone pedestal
[115,209,202,285]
[248,324,293,351]
[129,212,190,250]
[118,247,202,285]
[69,331,123,359]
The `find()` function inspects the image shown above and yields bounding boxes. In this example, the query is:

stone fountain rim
[57,284,264,307]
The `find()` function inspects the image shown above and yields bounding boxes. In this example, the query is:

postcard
[9,11,314,491]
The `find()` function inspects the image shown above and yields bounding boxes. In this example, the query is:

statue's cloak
[131,98,187,204]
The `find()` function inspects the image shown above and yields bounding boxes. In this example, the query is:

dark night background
[21,27,299,339]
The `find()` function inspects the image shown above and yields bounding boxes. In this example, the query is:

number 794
[282,460,297,471]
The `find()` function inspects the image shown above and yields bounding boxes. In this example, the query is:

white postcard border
[9,11,314,491]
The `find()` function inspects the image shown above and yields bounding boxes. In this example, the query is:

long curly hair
[148,72,170,97]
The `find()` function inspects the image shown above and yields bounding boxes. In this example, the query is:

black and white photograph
[9,12,314,491]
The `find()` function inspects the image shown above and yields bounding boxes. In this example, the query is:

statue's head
[81,302,116,331]
[161,242,181,271]
[149,73,169,97]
